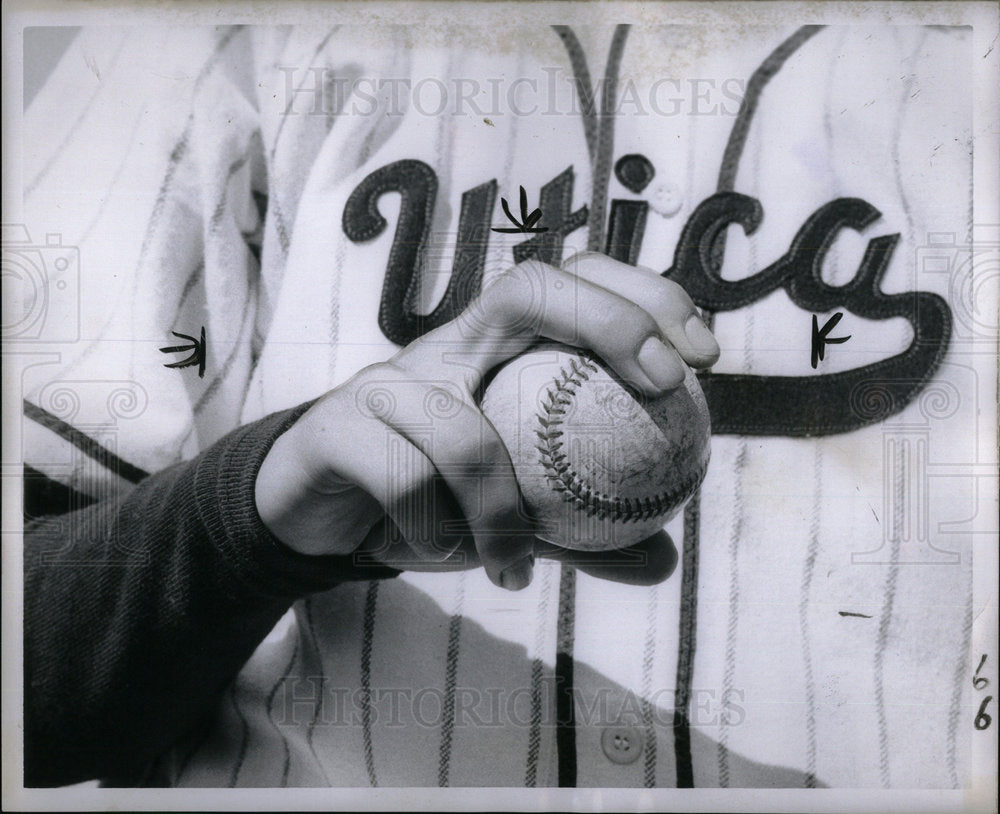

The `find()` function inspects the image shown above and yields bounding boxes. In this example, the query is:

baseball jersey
[19,21,982,788]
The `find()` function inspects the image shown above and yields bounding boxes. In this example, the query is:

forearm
[24,403,395,787]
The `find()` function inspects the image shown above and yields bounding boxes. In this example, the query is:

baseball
[480,343,711,551]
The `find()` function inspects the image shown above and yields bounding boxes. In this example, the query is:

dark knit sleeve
[24,403,398,787]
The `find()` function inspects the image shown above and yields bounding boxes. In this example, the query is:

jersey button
[600,725,645,765]
[650,181,683,218]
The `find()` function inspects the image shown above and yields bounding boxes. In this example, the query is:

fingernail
[684,314,720,357]
[638,336,685,390]
[499,556,534,591]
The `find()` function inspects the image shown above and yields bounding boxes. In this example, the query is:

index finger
[562,251,720,370]
[392,259,688,398]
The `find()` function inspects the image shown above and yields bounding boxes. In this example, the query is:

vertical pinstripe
[433,47,455,195]
[525,657,546,787]
[717,439,748,789]
[437,572,466,787]
[946,588,974,788]
[875,444,905,788]
[872,31,928,789]
[821,28,850,180]
[270,28,339,151]
[360,581,380,787]
[525,561,555,787]
[947,102,976,790]
[640,584,659,787]
[587,25,631,252]
[719,112,760,786]
[715,26,825,195]
[313,30,362,385]
[672,498,700,787]
[552,25,632,260]
[673,73,700,786]
[357,29,410,167]
[269,195,293,257]
[555,565,577,787]
[495,49,520,289]
[890,28,926,251]
[266,28,340,258]
[550,27,597,162]
[799,444,823,788]
[668,46,703,785]
[328,237,348,388]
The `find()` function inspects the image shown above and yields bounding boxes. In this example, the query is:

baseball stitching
[534,353,706,524]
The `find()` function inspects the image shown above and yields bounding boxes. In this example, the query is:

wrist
[255,413,383,557]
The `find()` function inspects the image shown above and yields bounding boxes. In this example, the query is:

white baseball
[480,344,712,551]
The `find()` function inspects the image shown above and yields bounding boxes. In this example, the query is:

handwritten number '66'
[972,655,992,730]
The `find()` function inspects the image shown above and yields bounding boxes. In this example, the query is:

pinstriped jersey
[20,22,982,788]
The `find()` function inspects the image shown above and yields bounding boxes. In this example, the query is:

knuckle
[656,277,695,312]
[476,273,520,319]
[350,363,405,422]
[594,300,658,343]
[420,381,466,420]
[351,360,401,387]
[476,263,545,332]
[643,278,690,317]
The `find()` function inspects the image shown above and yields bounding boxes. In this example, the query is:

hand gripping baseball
[255,253,720,590]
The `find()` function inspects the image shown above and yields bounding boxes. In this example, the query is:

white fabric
[22,23,980,788]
